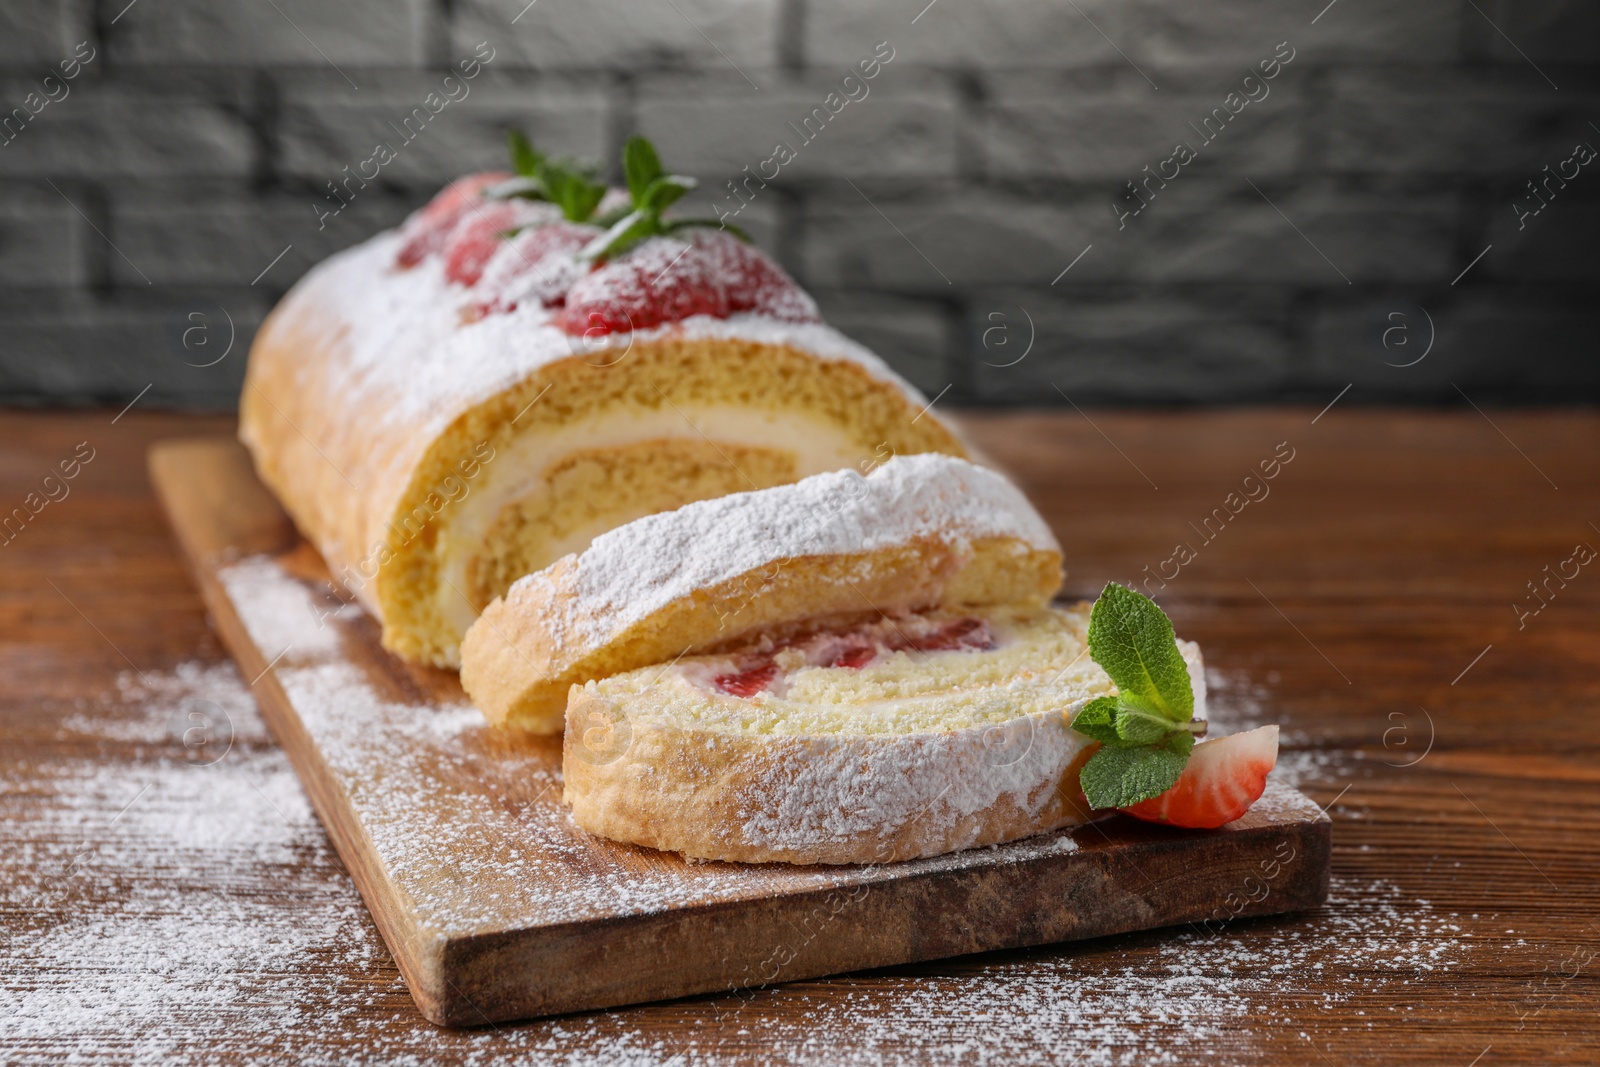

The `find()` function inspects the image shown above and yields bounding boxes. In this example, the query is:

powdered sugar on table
[3,646,1495,1066]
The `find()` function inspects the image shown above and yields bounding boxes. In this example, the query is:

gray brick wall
[0,0,1595,408]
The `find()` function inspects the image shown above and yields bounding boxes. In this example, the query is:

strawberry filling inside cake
[698,615,999,700]
[582,605,1207,738]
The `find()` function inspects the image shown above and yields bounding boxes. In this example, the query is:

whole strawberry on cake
[240,133,968,668]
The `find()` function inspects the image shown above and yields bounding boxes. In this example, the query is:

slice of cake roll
[240,173,967,668]
[459,455,1207,864]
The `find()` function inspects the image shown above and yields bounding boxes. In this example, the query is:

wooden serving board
[148,435,1332,1028]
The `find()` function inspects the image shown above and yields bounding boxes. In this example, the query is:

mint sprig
[1078,744,1189,810]
[489,130,608,224]
[1070,583,1204,809]
[580,135,746,262]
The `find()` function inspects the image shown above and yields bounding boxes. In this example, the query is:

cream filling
[588,606,1209,737]
[435,404,874,635]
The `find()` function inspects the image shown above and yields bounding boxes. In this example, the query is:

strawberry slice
[899,617,994,654]
[1119,725,1279,829]
[829,644,878,670]
[712,660,778,698]
[395,172,509,268]
[558,230,818,336]
[700,613,997,698]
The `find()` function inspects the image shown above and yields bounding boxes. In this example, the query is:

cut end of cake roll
[239,175,973,669]
[459,453,1064,732]
[561,604,1208,865]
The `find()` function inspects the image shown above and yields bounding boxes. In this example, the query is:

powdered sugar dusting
[474,219,596,312]
[503,453,1060,658]
[696,875,1478,1067]
[287,230,925,445]
[3,659,388,1063]
[7,621,1490,1063]
[214,554,349,658]
[4,665,1482,1067]
[734,711,1089,859]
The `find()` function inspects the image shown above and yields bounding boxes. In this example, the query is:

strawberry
[1119,725,1279,829]
[713,660,778,698]
[394,172,509,268]
[702,612,1000,697]
[708,232,820,322]
[440,200,528,286]
[472,221,600,315]
[558,230,818,337]
[828,644,878,670]
[559,236,725,335]
[897,617,994,654]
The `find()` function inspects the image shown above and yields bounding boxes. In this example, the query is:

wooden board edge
[437,810,1332,1024]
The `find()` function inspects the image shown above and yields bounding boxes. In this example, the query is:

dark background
[0,0,1595,410]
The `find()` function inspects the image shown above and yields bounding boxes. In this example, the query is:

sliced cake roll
[459,454,1067,731]
[240,168,966,668]
[563,604,1206,865]
[459,455,1210,865]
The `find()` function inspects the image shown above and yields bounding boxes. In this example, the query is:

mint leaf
[496,132,611,223]
[563,180,605,223]
[1079,745,1188,809]
[623,136,664,204]
[1068,696,1123,747]
[578,136,737,260]
[1087,582,1193,724]
[1069,582,1211,811]
[1113,700,1176,745]
[1072,695,1176,748]
[641,174,696,214]
[540,164,606,223]
[581,209,658,261]
[507,129,543,177]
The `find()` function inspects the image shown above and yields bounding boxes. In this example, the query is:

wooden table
[3,407,1597,1065]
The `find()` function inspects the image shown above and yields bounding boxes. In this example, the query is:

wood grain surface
[3,407,1598,1065]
